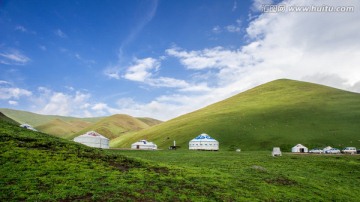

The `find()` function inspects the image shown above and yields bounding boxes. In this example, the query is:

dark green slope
[112,79,360,150]
[0,112,19,125]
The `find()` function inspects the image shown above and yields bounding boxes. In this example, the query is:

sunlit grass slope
[66,114,153,140]
[0,108,102,127]
[36,118,92,138]
[112,79,360,150]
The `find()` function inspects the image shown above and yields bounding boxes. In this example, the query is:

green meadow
[114,149,360,201]
[2,115,360,201]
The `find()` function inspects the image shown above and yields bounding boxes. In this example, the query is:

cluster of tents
[73,131,220,151]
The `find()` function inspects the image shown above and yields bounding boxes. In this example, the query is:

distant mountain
[111,79,360,150]
[36,119,93,138]
[0,108,162,140]
[0,108,102,127]
[66,114,157,140]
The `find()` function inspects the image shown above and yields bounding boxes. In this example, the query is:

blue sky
[1,0,360,120]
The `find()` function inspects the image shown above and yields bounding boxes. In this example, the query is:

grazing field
[113,149,360,201]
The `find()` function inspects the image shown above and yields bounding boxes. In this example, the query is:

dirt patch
[265,176,297,186]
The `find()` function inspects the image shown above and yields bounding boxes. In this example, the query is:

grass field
[113,149,360,201]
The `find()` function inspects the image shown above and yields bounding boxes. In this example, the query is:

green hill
[66,114,154,140]
[0,108,102,127]
[0,112,19,125]
[36,118,93,138]
[111,79,360,150]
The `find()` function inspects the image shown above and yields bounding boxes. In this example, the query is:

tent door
[136,145,140,149]
[300,148,304,153]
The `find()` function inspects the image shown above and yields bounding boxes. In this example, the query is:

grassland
[111,79,360,150]
[1,118,360,201]
[116,149,360,201]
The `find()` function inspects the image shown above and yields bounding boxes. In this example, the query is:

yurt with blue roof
[189,133,219,151]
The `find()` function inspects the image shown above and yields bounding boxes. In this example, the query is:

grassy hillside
[111,79,360,150]
[36,118,93,138]
[66,114,153,140]
[0,108,102,127]
[0,112,19,125]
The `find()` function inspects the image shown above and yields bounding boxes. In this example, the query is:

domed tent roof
[190,133,218,142]
[74,131,109,149]
[76,131,108,139]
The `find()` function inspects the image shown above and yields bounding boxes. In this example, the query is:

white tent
[291,144,308,153]
[73,131,109,149]
[131,140,157,150]
[272,147,282,156]
[189,133,219,151]
[20,123,37,131]
[323,146,333,152]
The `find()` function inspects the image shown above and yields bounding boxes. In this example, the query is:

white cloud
[8,100,18,105]
[0,49,30,65]
[54,29,67,38]
[0,82,32,100]
[123,57,159,82]
[166,47,247,70]
[225,25,241,33]
[121,57,198,89]
[35,89,92,117]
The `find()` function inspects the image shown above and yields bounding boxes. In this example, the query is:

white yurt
[291,144,308,153]
[131,140,157,150]
[323,146,333,152]
[20,123,37,131]
[73,131,109,149]
[189,133,219,151]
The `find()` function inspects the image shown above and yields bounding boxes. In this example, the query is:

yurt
[323,146,333,152]
[73,131,109,149]
[20,123,37,131]
[291,144,308,153]
[131,140,157,150]
[189,133,219,151]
